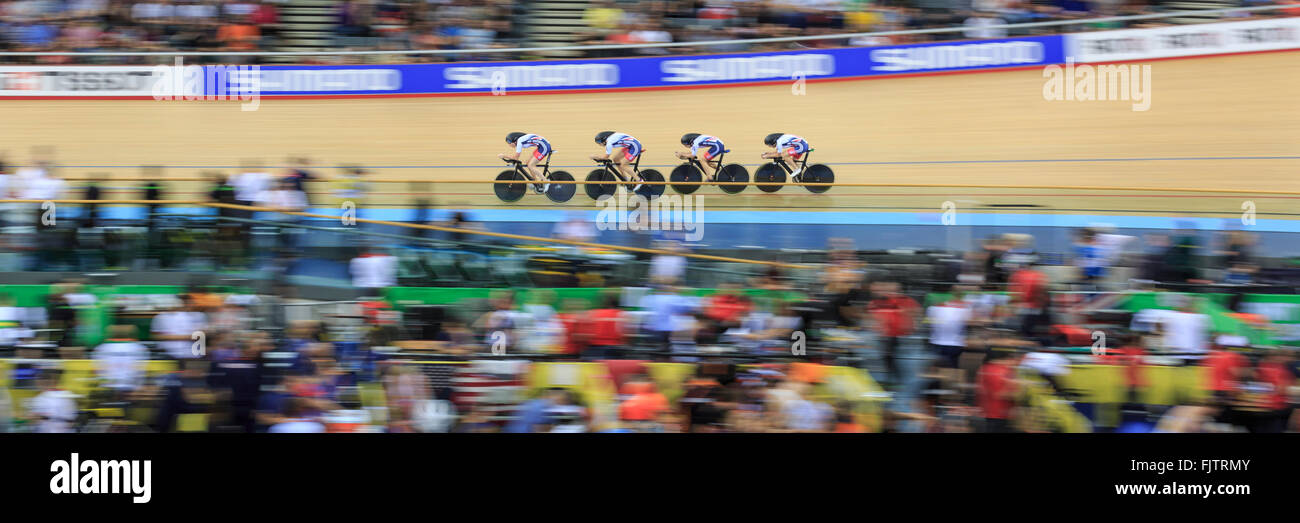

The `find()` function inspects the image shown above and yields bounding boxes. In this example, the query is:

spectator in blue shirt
[504,388,565,433]
[1074,228,1106,282]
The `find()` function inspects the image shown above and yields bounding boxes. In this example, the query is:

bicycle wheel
[494,170,527,202]
[638,169,666,200]
[546,171,576,203]
[670,163,703,194]
[754,163,786,193]
[717,164,749,194]
[802,164,835,194]
[585,169,614,200]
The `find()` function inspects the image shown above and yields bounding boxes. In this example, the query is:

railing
[26,176,1300,196]
[0,199,811,271]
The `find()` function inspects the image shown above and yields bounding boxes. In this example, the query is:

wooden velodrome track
[2,51,1298,219]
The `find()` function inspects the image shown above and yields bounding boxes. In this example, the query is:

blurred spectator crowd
[1,220,1298,434]
[0,0,1295,63]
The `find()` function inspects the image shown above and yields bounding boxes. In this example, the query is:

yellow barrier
[525,362,620,430]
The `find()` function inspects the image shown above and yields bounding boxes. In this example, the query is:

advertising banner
[225,35,1063,96]
[1065,17,1300,63]
[0,66,162,96]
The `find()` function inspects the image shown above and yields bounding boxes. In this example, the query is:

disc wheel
[802,164,834,194]
[637,169,666,200]
[494,170,527,202]
[717,164,749,194]
[670,163,702,194]
[585,169,614,200]
[546,171,576,203]
[754,163,786,193]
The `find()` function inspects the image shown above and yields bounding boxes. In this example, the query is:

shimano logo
[871,41,1045,73]
[444,64,619,90]
[661,54,834,82]
[255,69,401,92]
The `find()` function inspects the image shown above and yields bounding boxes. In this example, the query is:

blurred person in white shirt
[649,241,687,285]
[629,21,672,54]
[962,11,1008,39]
[1020,348,1073,397]
[92,324,148,393]
[231,161,271,207]
[553,211,596,244]
[18,162,64,225]
[350,248,397,294]
[927,290,972,375]
[28,370,77,433]
[259,177,308,250]
[1163,298,1211,362]
[151,295,208,360]
[0,293,33,347]
[132,1,176,20]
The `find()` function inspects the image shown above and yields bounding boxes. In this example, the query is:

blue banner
[211,35,1065,96]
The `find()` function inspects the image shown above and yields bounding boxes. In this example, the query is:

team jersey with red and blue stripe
[603,132,643,160]
[775,134,810,155]
[690,135,726,160]
[514,133,552,159]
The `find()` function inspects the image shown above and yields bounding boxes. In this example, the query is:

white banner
[1066,17,1300,63]
[0,66,163,96]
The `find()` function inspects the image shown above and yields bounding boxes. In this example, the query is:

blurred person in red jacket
[1008,259,1051,342]
[977,347,1022,433]
[867,281,919,387]
[554,298,589,360]
[619,378,669,431]
[1204,344,1249,409]
[1252,349,1294,433]
[582,292,626,360]
[701,282,751,344]
[1100,331,1149,408]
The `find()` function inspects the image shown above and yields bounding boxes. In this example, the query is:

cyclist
[500,132,553,194]
[590,131,645,192]
[761,133,811,181]
[675,133,726,182]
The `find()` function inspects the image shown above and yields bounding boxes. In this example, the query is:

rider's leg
[525,155,544,182]
[612,148,640,182]
[783,151,803,178]
[699,153,719,181]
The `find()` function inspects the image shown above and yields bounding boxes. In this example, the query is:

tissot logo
[49,453,151,504]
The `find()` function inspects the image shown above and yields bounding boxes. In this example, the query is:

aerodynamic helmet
[505,132,527,144]
[680,133,701,147]
[595,131,615,145]
[763,133,783,147]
